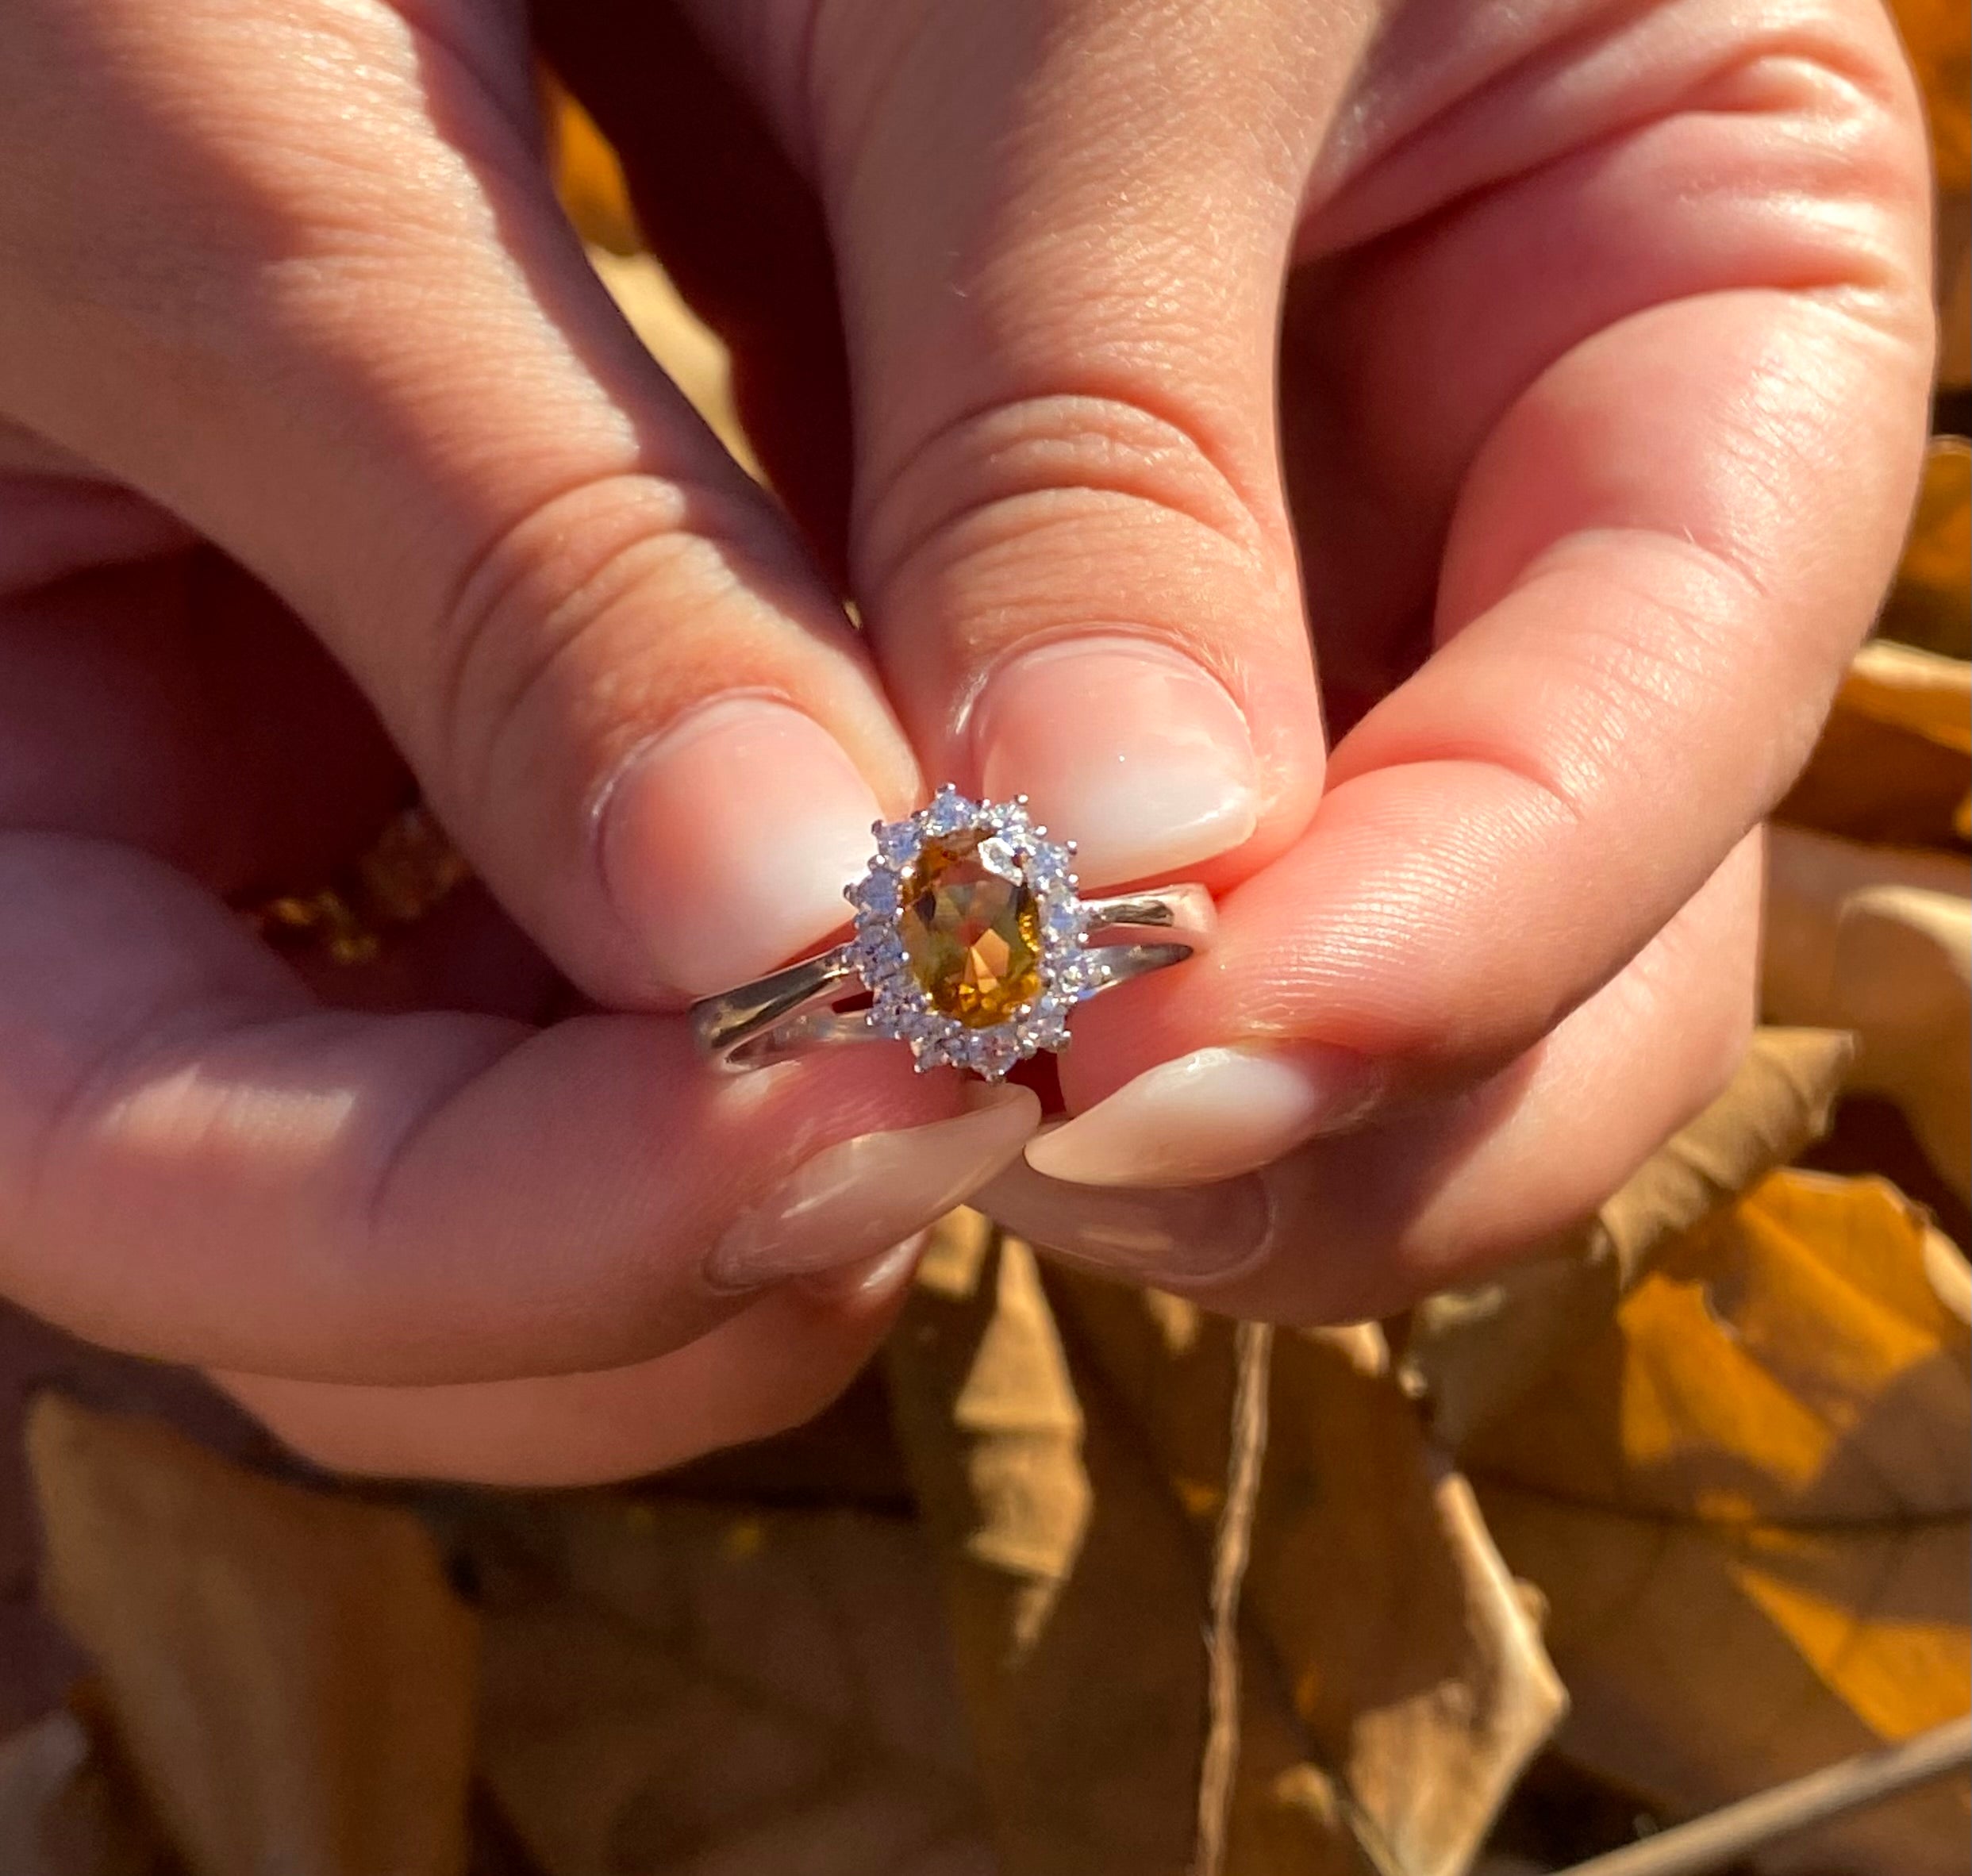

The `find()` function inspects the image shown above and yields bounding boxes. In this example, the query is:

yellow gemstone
[900,831,1042,1028]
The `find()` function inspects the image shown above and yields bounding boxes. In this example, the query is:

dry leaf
[547,82,642,256]
[885,1214,1347,1876]
[555,109,764,482]
[1839,640,1972,754]
[1941,237,1970,394]
[1405,1028,1857,1449]
[1779,642,1972,848]
[587,248,757,474]
[1462,1171,1972,1874]
[1886,0,1970,386]
[456,1490,993,1876]
[549,90,762,474]
[1764,828,1970,1200]
[27,1394,477,1876]
[1880,442,1971,659]
[1056,1282,1564,1876]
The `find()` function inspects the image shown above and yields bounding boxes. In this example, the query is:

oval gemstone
[899,831,1042,1028]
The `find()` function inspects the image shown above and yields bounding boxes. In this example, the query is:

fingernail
[601,698,884,998]
[796,1232,928,1306]
[1025,1045,1382,1188]
[705,1086,1040,1292]
[971,635,1259,884]
[975,1151,1273,1282]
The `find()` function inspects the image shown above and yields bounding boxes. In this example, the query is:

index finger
[0,833,1036,1382]
[1043,269,1932,1178]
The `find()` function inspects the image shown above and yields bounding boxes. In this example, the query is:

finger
[0,546,561,1024]
[0,832,1038,1380]
[213,1247,921,1486]
[1036,12,1931,1171]
[0,529,408,895]
[982,832,1761,1323]
[1278,0,1927,719]
[1047,259,1931,1167]
[0,0,915,1004]
[685,0,1337,891]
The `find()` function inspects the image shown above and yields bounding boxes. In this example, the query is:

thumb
[696,0,1338,888]
[0,0,917,1003]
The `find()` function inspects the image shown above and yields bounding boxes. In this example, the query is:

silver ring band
[692,883,1214,1072]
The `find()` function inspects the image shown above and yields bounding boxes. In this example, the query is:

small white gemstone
[1027,837,1077,886]
[976,834,1021,877]
[922,792,973,835]
[1055,953,1103,998]
[856,935,903,971]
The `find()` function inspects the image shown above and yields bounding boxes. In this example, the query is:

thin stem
[1193,1319,1274,1876]
[1555,1713,1972,1876]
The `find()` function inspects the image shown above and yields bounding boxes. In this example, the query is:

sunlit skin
[0,0,1935,1481]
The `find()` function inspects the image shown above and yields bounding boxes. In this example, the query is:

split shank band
[692,884,1216,1072]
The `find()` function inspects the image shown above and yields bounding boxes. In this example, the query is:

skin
[0,0,1935,1482]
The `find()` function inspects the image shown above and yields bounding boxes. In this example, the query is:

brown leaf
[27,1394,476,1876]
[550,99,765,483]
[1055,1282,1566,1876]
[1405,1028,1857,1449]
[1880,442,1972,659]
[457,1488,994,1876]
[1779,643,1972,848]
[1941,230,1970,393]
[1885,0,1970,386]
[1765,827,1970,1201]
[546,83,642,257]
[1462,1171,1972,1874]
[587,248,756,475]
[1839,640,1972,754]
[885,1214,1349,1876]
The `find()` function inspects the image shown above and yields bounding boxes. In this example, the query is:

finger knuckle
[421,470,758,818]
[856,390,1286,657]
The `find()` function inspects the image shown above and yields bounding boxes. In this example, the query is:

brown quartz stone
[899,831,1042,1027]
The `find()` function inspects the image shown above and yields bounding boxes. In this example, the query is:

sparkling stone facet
[900,830,1042,1028]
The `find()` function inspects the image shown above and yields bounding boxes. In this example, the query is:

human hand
[0,0,1935,1485]
[560,0,1930,1317]
[0,0,1045,1484]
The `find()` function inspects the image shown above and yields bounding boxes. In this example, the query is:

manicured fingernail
[975,1151,1273,1282]
[796,1232,928,1305]
[601,698,885,998]
[1025,1045,1382,1189]
[704,1087,1040,1292]
[971,635,1259,885]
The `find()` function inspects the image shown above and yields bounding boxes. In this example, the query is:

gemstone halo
[846,786,1104,1078]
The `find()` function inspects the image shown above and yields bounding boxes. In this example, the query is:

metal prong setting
[844,784,1098,1080]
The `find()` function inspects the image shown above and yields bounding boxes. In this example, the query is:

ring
[691,784,1215,1078]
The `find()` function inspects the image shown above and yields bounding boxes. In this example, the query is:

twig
[1554,1712,1972,1876]
[1193,1319,1275,1876]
